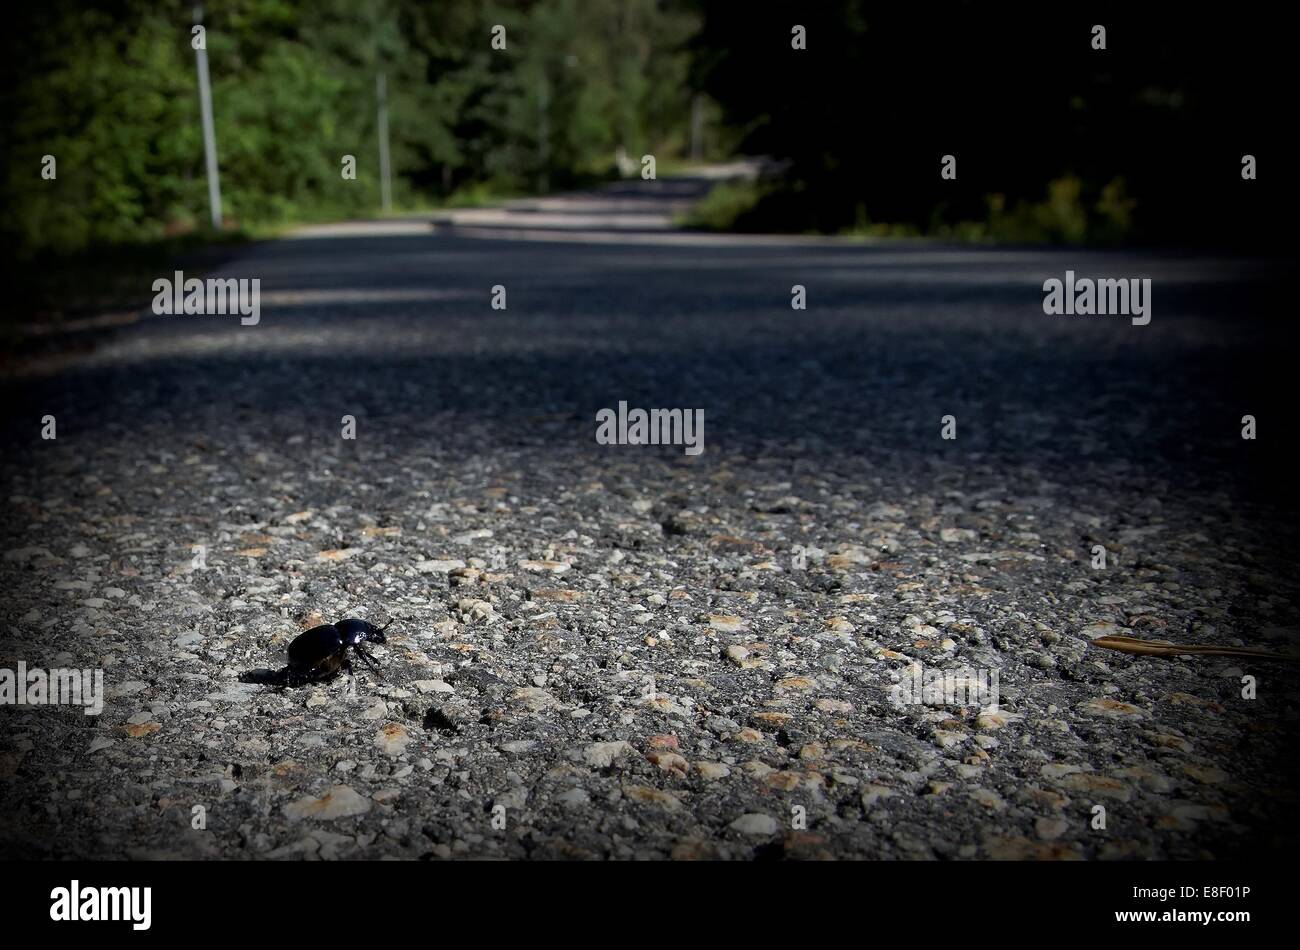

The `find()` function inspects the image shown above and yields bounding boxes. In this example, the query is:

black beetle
[240,617,391,688]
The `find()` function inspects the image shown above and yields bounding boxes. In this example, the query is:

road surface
[2,176,1297,859]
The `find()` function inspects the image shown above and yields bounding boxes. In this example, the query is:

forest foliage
[1,0,1287,260]
[1,0,700,255]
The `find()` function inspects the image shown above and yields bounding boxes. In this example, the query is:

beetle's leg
[354,647,384,680]
[341,657,358,698]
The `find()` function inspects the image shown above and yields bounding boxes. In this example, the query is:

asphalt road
[2,177,1297,859]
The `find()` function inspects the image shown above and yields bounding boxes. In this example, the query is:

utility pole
[376,73,392,212]
[537,77,549,195]
[193,4,222,229]
[690,94,704,163]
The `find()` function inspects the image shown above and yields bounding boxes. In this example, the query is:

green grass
[681,174,1138,245]
[0,181,530,338]
[677,179,769,230]
[4,231,254,330]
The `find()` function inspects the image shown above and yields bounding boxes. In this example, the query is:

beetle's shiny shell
[287,623,347,680]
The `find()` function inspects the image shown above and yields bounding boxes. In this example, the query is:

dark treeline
[694,1,1292,245]
[0,0,1290,259]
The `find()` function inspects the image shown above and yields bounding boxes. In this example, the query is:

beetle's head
[337,618,389,646]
